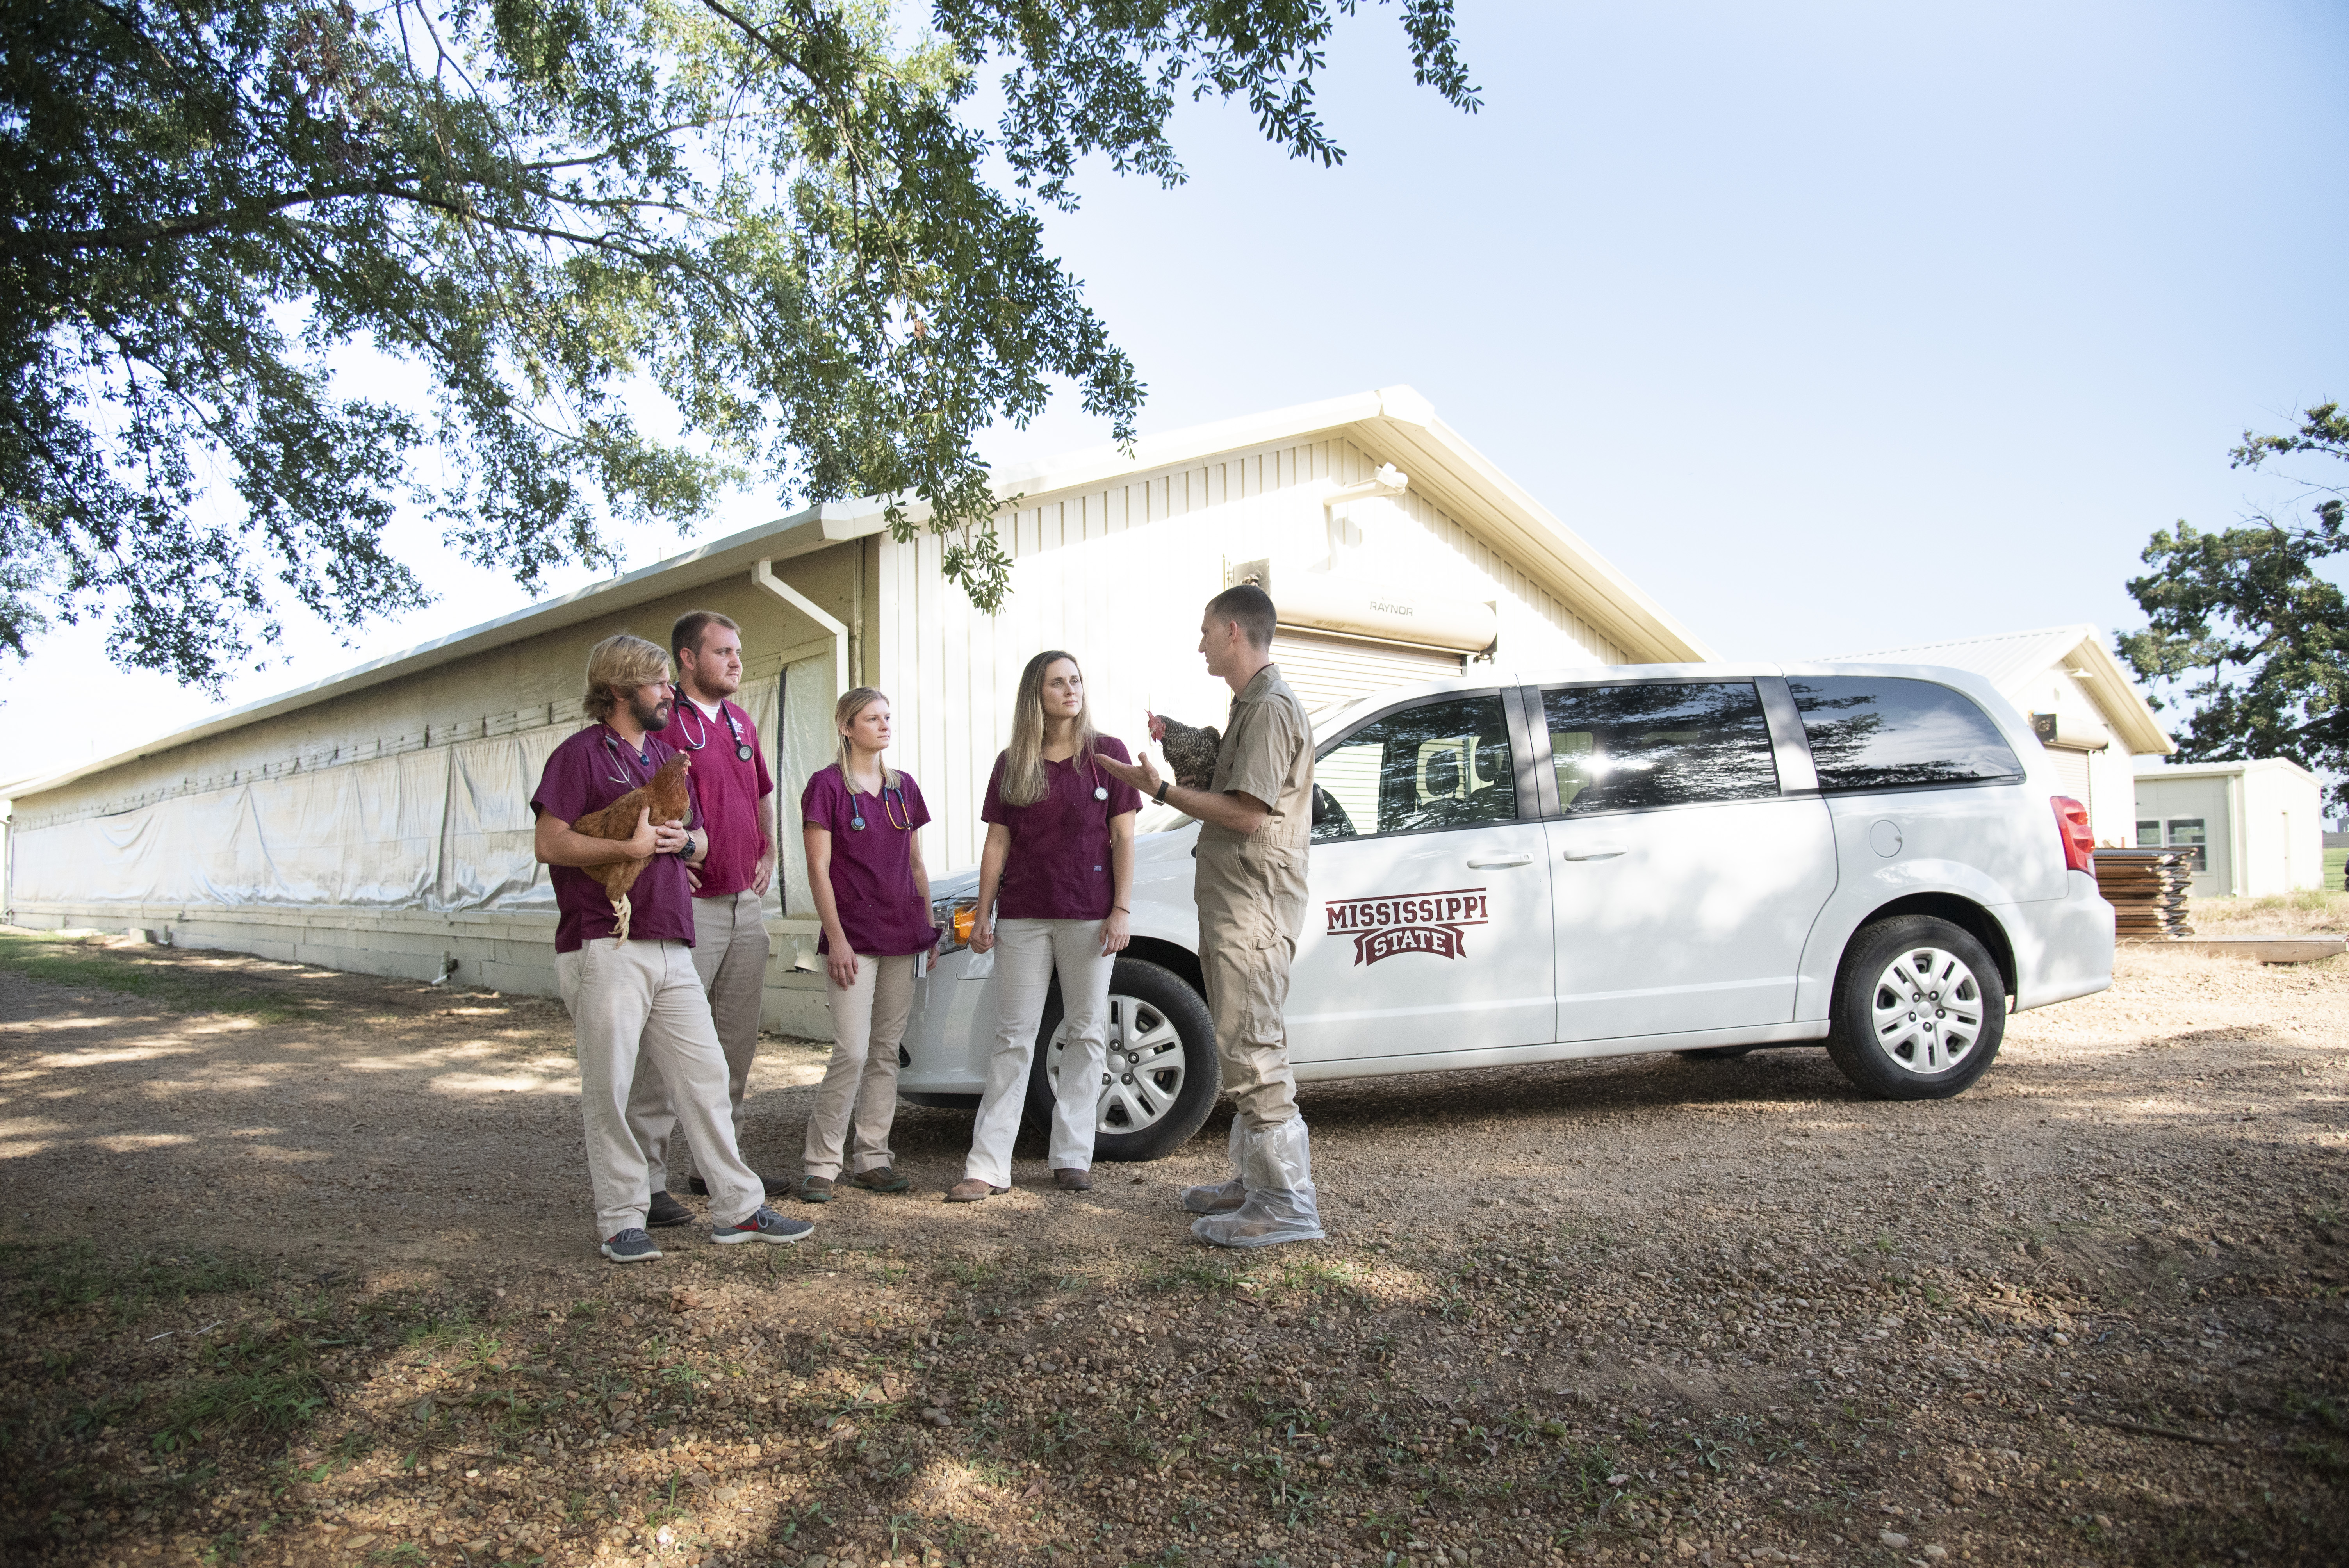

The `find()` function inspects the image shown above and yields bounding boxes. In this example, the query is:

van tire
[1826,915,2005,1100]
[1026,958,1221,1162]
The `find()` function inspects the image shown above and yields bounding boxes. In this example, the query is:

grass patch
[0,932,318,1023]
[153,1326,330,1451]
[0,1240,264,1322]
[1139,1256,1249,1293]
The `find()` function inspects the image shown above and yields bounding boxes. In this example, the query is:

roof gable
[1823,624,2174,756]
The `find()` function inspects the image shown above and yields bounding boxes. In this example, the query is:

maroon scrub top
[530,726,700,953]
[671,696,773,898]
[802,766,935,955]
[980,737,1143,921]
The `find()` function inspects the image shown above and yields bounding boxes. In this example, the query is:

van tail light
[2051,796,2096,875]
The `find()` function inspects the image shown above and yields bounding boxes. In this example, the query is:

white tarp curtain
[14,672,831,918]
[14,729,567,913]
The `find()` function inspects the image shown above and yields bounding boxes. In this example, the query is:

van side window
[1313,693,1517,841]
[1540,683,1779,813]
[1789,677,2024,792]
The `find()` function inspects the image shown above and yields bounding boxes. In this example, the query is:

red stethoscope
[676,699,754,761]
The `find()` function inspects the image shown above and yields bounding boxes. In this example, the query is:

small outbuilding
[2131,758,2327,899]
[2,387,1712,1033]
[1822,625,2176,843]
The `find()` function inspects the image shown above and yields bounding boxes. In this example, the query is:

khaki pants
[964,918,1113,1185]
[1200,929,1301,1131]
[628,890,771,1188]
[556,937,764,1235]
[802,953,914,1179]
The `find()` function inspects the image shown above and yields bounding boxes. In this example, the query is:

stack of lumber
[2093,848,2194,939]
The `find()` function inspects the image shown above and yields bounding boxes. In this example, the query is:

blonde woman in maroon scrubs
[949,651,1142,1201]
[797,687,937,1203]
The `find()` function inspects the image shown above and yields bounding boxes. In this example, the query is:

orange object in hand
[953,905,977,943]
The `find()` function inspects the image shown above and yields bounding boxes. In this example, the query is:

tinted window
[1789,677,2024,792]
[1541,683,1779,813]
[1313,694,1517,841]
[2166,818,2208,871]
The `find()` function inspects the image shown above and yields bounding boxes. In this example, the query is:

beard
[630,689,673,732]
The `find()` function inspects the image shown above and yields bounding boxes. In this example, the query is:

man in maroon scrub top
[624,610,788,1208]
[531,633,811,1263]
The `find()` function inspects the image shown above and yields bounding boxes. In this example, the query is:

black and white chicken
[1146,710,1222,794]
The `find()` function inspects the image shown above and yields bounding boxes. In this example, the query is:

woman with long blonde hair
[797,687,936,1202]
[949,651,1141,1201]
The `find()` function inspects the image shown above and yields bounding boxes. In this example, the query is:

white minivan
[899,663,2114,1160]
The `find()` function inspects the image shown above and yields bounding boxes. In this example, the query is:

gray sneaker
[601,1228,663,1263]
[712,1206,814,1245]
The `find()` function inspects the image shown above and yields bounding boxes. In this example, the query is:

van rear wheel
[1826,915,2004,1099]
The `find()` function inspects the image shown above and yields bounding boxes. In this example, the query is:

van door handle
[1560,844,1627,861]
[1466,852,1533,868]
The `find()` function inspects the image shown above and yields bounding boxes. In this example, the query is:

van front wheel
[1825,915,2004,1100]
[1027,958,1221,1162]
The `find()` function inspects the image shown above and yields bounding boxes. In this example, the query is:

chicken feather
[567,752,693,940]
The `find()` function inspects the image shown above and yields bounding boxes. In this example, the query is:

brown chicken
[569,751,692,940]
[1146,710,1222,794]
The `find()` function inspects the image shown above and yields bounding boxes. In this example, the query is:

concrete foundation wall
[15,901,837,1040]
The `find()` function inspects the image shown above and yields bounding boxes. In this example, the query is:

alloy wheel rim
[1043,993,1189,1133]
[1868,946,1984,1074]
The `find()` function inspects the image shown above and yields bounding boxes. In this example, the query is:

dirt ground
[1,930,2344,1568]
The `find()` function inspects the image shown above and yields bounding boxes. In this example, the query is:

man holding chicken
[1097,585,1327,1247]
[531,633,811,1263]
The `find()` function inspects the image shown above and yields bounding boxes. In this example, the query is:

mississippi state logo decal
[1324,887,1490,966]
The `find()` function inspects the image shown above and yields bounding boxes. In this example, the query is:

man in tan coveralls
[1099,584,1326,1246]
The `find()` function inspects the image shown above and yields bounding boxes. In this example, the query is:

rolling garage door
[2045,746,2094,828]
[1271,630,1466,716]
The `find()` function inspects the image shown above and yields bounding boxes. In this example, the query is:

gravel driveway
[0,932,2342,1568]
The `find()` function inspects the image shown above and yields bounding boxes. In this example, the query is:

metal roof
[6,386,1711,802]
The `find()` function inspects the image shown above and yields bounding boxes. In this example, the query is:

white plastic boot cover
[1180,1117,1248,1215]
[1191,1115,1325,1248]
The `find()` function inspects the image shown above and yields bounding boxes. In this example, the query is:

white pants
[555,938,764,1236]
[802,953,914,1180]
[965,918,1113,1185]
[629,889,772,1188]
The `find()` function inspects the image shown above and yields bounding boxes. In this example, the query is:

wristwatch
[1154,780,1170,805]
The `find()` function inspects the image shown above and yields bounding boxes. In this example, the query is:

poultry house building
[3,387,1713,1034]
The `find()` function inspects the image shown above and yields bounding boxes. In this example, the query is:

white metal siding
[1270,631,1464,715]
[878,432,1643,873]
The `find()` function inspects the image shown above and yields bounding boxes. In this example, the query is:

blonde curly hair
[582,634,672,722]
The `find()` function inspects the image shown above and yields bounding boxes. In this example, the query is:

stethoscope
[676,699,754,761]
[849,775,914,832]
[599,727,656,788]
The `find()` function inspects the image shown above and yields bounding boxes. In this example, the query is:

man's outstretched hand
[1097,750,1162,797]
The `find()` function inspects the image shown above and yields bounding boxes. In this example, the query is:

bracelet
[1112,904,1130,913]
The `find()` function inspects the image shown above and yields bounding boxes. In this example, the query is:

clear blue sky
[14,0,2347,772]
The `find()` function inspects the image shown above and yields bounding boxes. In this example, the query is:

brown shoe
[1052,1167,1093,1192]
[848,1165,911,1194]
[946,1178,1007,1203]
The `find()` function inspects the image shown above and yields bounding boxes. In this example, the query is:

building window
[2166,818,2208,872]
[2136,818,2161,846]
